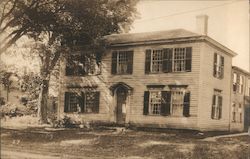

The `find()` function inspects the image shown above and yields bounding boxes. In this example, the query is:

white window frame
[170,88,185,116]
[214,54,224,78]
[212,90,222,120]
[148,90,162,115]
[173,48,186,72]
[150,49,163,73]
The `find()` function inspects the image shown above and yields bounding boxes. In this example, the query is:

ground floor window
[211,89,222,120]
[64,91,100,113]
[143,87,190,117]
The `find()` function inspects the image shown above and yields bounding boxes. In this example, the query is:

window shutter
[143,91,150,115]
[64,92,70,112]
[211,95,216,119]
[111,51,117,74]
[163,48,173,73]
[80,92,85,113]
[220,56,224,79]
[183,92,190,117]
[213,53,217,77]
[93,92,100,113]
[218,96,222,119]
[161,91,171,116]
[145,49,151,74]
[185,47,192,72]
[127,51,134,74]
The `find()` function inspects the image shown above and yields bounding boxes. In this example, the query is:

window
[233,73,244,94]
[64,91,100,113]
[173,48,187,72]
[143,87,190,117]
[145,47,192,74]
[213,53,224,79]
[239,75,244,94]
[151,50,163,73]
[232,102,236,122]
[149,91,162,115]
[211,90,222,120]
[66,53,100,76]
[111,50,133,75]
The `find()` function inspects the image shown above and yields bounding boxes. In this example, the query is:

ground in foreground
[1,127,250,159]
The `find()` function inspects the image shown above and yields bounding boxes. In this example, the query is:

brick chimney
[196,15,209,36]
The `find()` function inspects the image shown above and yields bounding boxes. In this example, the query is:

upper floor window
[143,86,190,117]
[213,53,224,79]
[211,89,222,120]
[233,73,244,94]
[111,50,133,75]
[66,53,100,76]
[145,47,192,74]
[64,90,100,113]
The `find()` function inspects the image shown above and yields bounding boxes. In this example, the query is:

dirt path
[203,132,249,141]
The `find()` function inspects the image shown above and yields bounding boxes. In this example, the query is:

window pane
[149,91,161,115]
[151,50,163,73]
[171,90,184,116]
[173,48,186,72]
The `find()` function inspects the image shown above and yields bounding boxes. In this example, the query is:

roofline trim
[106,36,237,57]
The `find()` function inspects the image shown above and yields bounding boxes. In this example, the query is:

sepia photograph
[0,0,249,158]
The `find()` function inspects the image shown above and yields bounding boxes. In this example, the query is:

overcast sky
[131,0,249,71]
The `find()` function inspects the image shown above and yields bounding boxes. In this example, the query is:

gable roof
[104,29,237,57]
[105,29,199,44]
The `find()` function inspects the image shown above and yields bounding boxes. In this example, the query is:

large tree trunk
[37,79,49,124]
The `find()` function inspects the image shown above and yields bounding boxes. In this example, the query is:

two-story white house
[57,15,250,131]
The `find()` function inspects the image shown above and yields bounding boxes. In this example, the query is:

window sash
[173,48,186,72]
[171,90,184,116]
[149,91,162,115]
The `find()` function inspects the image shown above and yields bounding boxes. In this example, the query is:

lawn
[1,126,250,159]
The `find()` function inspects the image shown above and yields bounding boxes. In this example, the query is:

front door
[116,87,127,124]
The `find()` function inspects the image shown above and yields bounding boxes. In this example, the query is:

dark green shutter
[145,49,151,74]
[143,91,150,115]
[211,95,216,119]
[111,51,117,74]
[93,92,100,113]
[64,92,70,112]
[127,51,134,74]
[80,92,85,113]
[213,53,217,77]
[161,91,171,116]
[220,56,224,79]
[183,92,190,117]
[185,47,192,72]
[163,48,173,73]
[218,96,222,119]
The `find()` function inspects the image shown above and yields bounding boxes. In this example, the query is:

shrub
[53,116,79,128]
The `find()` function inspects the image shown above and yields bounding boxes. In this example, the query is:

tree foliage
[0,0,139,123]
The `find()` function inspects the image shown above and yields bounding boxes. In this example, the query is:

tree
[0,0,138,123]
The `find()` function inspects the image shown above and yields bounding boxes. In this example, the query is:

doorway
[116,87,127,124]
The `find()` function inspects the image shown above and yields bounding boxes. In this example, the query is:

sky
[130,0,249,71]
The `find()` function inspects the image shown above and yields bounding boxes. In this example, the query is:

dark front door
[116,87,127,124]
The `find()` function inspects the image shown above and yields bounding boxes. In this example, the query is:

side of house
[230,66,250,131]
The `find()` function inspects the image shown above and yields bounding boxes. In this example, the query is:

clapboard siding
[58,40,236,131]
[197,43,232,131]
[230,68,250,131]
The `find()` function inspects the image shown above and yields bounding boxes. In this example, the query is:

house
[230,66,250,131]
[58,15,249,131]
